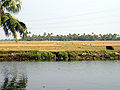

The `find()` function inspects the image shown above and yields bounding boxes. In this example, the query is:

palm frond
[1,0,22,13]
[1,13,28,39]
[0,0,28,41]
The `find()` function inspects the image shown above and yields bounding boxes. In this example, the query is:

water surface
[0,61,120,90]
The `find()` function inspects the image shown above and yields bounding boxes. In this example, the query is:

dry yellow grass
[0,41,120,51]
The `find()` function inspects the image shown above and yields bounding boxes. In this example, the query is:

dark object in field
[106,46,114,50]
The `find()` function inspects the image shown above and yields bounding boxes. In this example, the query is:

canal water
[0,61,120,90]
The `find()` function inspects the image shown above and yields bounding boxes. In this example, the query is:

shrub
[40,52,55,61]
[58,51,68,61]
[100,50,115,54]
[84,50,97,54]
[68,52,79,60]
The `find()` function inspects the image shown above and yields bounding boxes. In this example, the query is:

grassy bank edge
[0,50,120,61]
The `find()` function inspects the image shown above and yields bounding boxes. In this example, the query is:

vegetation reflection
[0,63,27,90]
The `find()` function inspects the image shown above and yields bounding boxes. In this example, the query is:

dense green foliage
[0,50,120,61]
[21,33,120,41]
[58,51,69,61]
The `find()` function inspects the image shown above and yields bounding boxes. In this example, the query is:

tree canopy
[19,33,120,41]
[0,0,28,41]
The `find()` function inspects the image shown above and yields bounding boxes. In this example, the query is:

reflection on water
[0,61,120,90]
[1,75,27,90]
[0,62,27,90]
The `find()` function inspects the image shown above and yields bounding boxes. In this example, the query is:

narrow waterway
[0,61,120,90]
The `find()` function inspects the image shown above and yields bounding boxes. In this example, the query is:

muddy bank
[0,50,120,61]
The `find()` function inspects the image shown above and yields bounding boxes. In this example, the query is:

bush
[100,50,115,54]
[68,52,79,60]
[84,50,97,54]
[40,52,55,61]
[58,51,68,61]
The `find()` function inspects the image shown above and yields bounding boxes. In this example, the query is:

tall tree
[0,0,27,41]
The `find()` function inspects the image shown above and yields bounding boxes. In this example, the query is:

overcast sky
[1,0,120,39]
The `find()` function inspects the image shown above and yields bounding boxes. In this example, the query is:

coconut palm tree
[0,0,27,41]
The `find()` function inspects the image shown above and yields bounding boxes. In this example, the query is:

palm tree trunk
[0,7,4,14]
[0,7,4,25]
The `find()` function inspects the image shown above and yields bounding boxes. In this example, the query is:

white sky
[1,0,120,39]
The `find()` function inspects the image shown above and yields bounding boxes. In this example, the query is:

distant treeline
[1,33,120,41]
[22,33,120,41]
